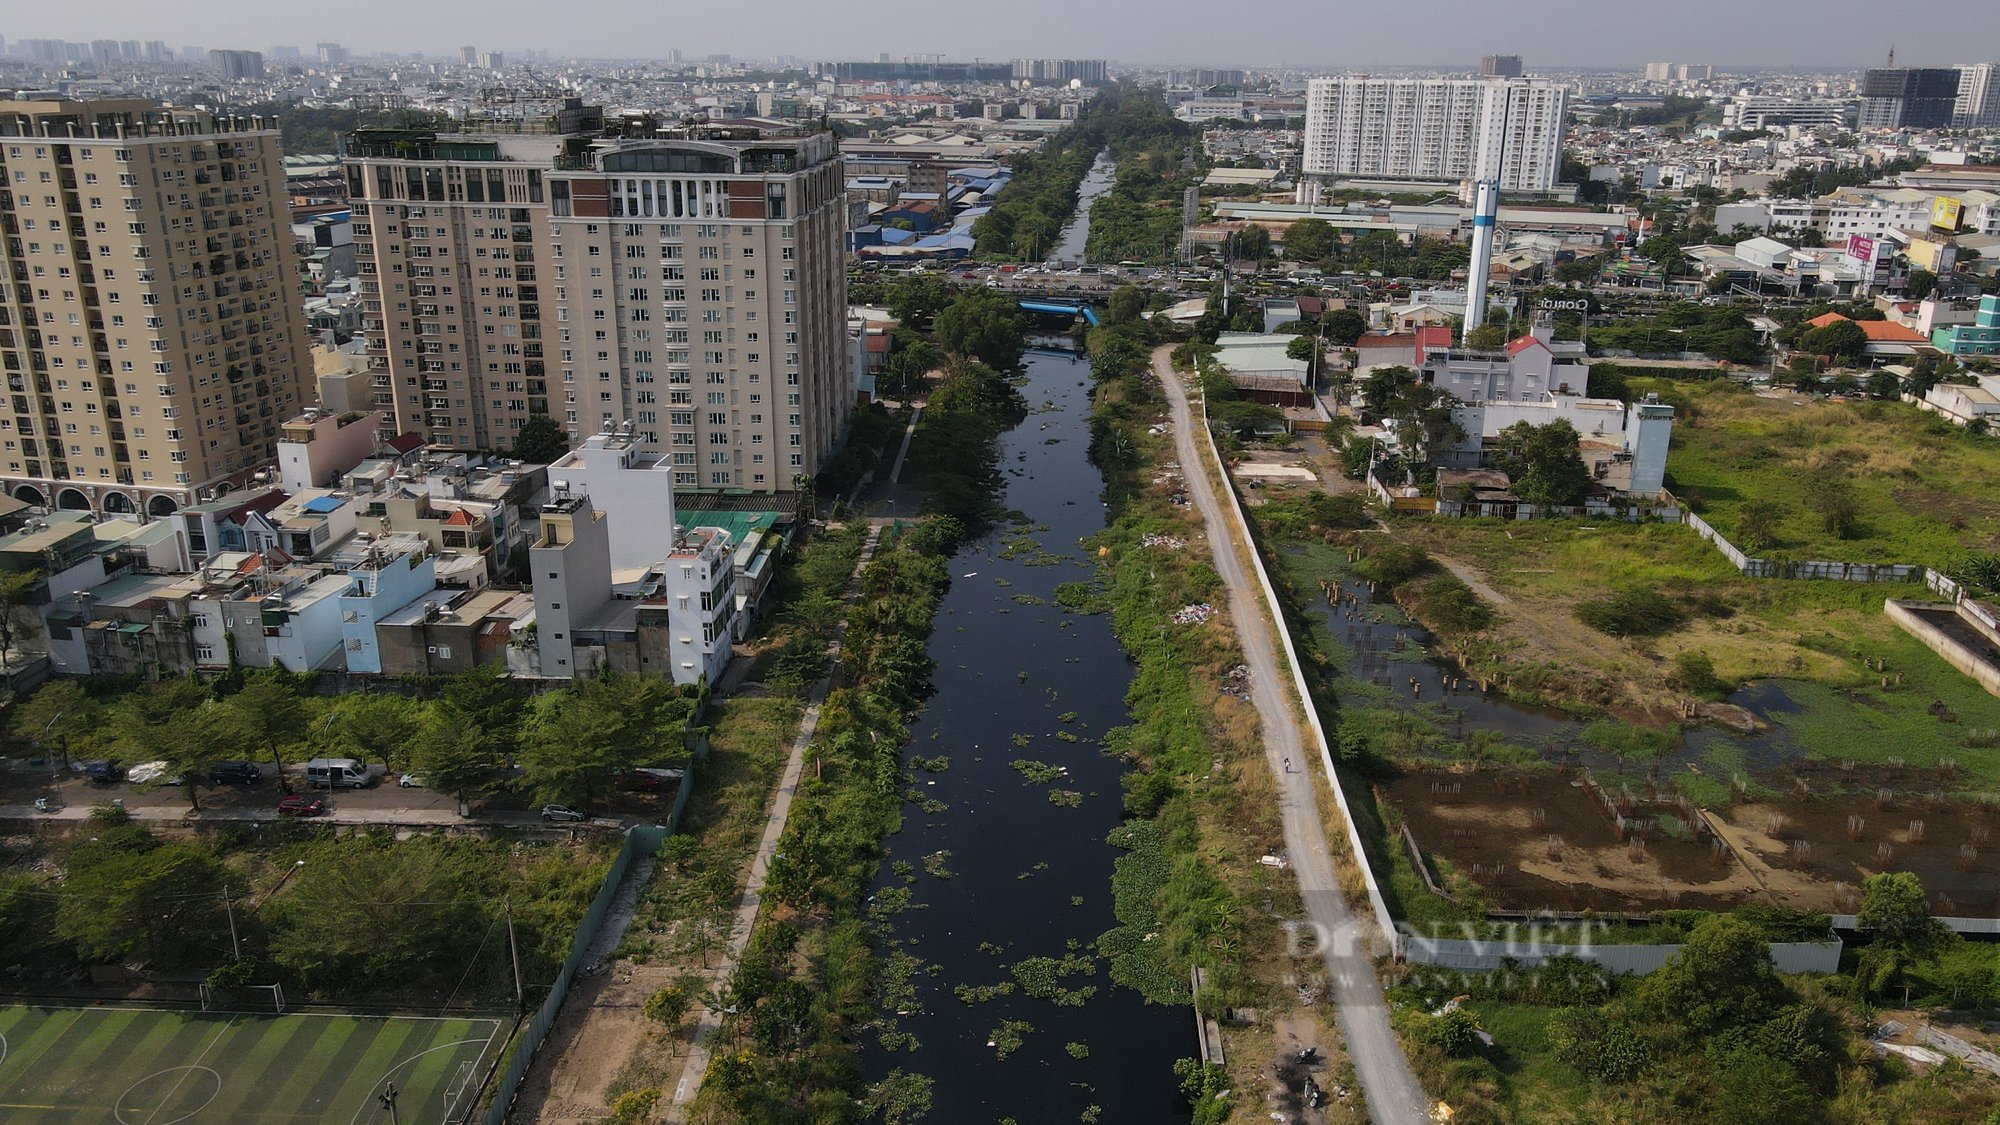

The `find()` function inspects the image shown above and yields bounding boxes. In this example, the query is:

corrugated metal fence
[474,695,708,1123]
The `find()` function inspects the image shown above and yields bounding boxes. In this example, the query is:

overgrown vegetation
[691,532,956,1122]
[1384,902,2000,1124]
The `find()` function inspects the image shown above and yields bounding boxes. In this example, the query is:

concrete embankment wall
[1886,599,2000,700]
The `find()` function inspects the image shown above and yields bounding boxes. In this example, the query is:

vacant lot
[1383,766,1762,915]
[1644,380,2000,566]
[1393,517,1938,702]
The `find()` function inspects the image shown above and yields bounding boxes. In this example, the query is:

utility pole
[223,886,240,961]
[504,896,524,1014]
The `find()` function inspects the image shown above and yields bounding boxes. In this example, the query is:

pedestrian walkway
[664,522,884,1119]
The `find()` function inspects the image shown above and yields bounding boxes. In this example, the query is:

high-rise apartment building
[208,50,265,80]
[1301,76,1568,193]
[344,111,850,495]
[1955,63,2000,129]
[1859,67,1961,129]
[1010,59,1109,85]
[543,128,850,492]
[1479,55,1523,79]
[0,98,312,517]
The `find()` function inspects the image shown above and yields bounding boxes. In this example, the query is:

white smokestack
[1463,179,1499,344]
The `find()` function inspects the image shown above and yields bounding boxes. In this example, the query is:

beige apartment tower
[344,111,850,496]
[0,98,311,518]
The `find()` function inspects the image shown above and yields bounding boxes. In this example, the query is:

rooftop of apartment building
[0,96,276,139]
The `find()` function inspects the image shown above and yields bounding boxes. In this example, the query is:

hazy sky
[19,0,2000,69]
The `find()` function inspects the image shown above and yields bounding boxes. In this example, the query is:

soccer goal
[199,981,286,1013]
[441,1058,480,1122]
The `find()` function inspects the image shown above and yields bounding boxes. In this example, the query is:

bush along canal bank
[685,529,953,1124]
[1079,314,1373,1121]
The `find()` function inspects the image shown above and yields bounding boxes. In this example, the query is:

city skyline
[12,0,2000,70]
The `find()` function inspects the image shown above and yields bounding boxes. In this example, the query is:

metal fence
[1399,928,1843,975]
[478,824,670,1125]
[473,691,707,1122]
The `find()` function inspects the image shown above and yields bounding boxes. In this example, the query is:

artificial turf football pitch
[0,1004,504,1123]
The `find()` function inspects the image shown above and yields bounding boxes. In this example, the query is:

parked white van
[305,757,373,789]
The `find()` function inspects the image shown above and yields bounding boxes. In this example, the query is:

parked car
[126,761,186,786]
[209,761,263,785]
[398,772,426,788]
[623,767,685,793]
[540,804,587,823]
[277,795,326,817]
[80,760,124,783]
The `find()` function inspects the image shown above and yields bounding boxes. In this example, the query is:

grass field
[0,1004,504,1124]
[1641,379,2000,567]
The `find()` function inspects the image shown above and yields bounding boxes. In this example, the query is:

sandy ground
[1706,783,2000,916]
[1386,767,1765,914]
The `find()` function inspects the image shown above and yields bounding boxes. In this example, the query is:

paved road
[1158,351,1430,1125]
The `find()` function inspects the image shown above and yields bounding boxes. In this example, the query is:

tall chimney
[1463,179,1499,344]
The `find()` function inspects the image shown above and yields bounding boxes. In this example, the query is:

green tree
[330,692,426,776]
[883,273,953,328]
[116,680,254,810]
[1283,217,1336,261]
[1464,322,1507,350]
[1385,382,1465,473]
[519,671,684,807]
[0,568,42,668]
[1802,474,1862,540]
[1734,499,1783,552]
[1638,914,1785,1033]
[57,829,227,965]
[412,666,525,810]
[1491,419,1592,507]
[262,836,493,996]
[1856,871,1956,998]
[1639,235,1687,274]
[932,289,1028,371]
[1106,285,1148,326]
[1797,319,1867,362]
[512,413,569,464]
[644,976,699,1033]
[1320,307,1369,347]
[227,667,310,790]
[10,679,101,766]
[1285,333,1321,376]
[1907,269,1939,301]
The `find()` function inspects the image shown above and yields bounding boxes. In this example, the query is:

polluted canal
[858,372,1194,1113]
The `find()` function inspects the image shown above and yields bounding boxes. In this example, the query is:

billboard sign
[1931,196,1964,232]
[1845,234,1877,263]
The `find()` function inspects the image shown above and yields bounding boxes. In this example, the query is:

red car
[277,796,326,817]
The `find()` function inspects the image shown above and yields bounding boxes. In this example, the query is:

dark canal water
[859,153,1194,1121]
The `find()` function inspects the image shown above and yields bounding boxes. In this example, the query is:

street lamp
[40,710,64,783]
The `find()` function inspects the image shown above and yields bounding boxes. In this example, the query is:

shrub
[1422,1008,1486,1057]
[1671,650,1731,699]
[1410,574,1493,634]
[1576,589,1684,637]
[1548,1007,1650,1082]
[1356,544,1433,590]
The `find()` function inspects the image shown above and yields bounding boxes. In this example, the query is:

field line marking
[344,1037,495,1125]
[135,1016,234,1125]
